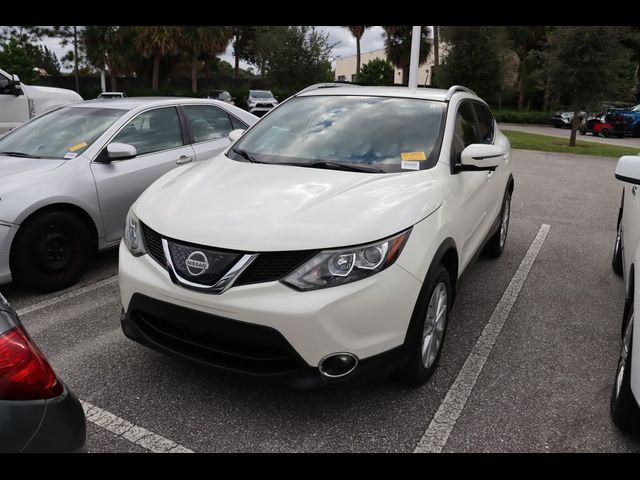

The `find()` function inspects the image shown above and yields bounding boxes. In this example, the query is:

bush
[492,109,553,125]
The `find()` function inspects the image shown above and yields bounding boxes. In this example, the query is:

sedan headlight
[282,229,411,291]
[123,208,146,257]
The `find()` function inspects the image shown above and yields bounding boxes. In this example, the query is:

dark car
[580,104,640,138]
[0,293,86,452]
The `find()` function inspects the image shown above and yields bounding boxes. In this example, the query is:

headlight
[282,229,411,291]
[123,208,146,257]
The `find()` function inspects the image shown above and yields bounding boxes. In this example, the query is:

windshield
[251,91,274,99]
[229,95,446,173]
[0,106,127,159]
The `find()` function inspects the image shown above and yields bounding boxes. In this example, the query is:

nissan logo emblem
[185,251,209,276]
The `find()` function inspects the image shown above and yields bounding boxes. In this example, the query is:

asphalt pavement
[3,149,640,452]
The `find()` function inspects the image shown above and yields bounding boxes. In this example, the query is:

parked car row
[580,104,640,138]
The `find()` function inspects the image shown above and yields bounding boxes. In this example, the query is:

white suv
[611,154,640,432]
[118,85,514,388]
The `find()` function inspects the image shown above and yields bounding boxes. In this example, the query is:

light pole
[408,26,421,89]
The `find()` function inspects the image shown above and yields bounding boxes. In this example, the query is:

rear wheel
[633,126,640,138]
[601,128,611,138]
[11,211,94,292]
[484,191,511,258]
[398,266,452,386]
[611,304,640,433]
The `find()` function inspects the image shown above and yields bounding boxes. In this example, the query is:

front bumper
[0,221,19,284]
[119,242,423,385]
[551,117,571,127]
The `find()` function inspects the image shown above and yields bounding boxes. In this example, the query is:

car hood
[0,156,67,187]
[136,154,442,251]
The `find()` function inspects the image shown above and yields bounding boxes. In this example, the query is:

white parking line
[15,275,118,317]
[414,223,551,453]
[81,400,194,453]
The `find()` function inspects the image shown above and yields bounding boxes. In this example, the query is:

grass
[501,130,640,158]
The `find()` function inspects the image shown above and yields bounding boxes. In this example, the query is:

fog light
[319,353,358,378]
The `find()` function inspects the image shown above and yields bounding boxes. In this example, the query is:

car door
[449,101,494,267]
[90,106,196,243]
[472,102,506,225]
[181,104,248,161]
[0,72,29,134]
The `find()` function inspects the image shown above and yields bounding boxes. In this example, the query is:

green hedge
[492,110,553,125]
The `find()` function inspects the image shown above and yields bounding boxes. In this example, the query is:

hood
[0,156,66,187]
[135,154,442,252]
[22,84,83,101]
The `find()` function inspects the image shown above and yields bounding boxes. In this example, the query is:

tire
[484,191,511,258]
[11,210,94,292]
[398,265,452,386]
[601,128,611,138]
[633,126,640,138]
[612,214,623,276]
[611,304,640,433]
[579,128,586,135]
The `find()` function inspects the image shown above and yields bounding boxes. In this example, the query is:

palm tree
[344,26,371,82]
[134,26,182,91]
[181,27,233,93]
[504,26,547,110]
[84,26,132,91]
[383,26,431,86]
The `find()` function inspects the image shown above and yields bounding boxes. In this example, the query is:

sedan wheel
[422,282,448,369]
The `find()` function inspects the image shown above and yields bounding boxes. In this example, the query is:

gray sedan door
[90,106,195,243]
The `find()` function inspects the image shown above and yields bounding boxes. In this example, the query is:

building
[334,48,436,86]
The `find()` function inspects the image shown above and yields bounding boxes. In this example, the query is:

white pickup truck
[0,68,83,134]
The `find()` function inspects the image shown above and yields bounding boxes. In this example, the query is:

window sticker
[401,160,421,170]
[68,141,88,152]
[401,151,427,161]
[64,152,78,159]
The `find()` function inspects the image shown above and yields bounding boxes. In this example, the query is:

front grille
[129,295,303,375]
[235,250,318,286]
[166,239,241,286]
[141,223,165,267]
[256,103,273,108]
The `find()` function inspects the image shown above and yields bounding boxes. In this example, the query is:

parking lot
[3,148,640,452]
[499,123,640,149]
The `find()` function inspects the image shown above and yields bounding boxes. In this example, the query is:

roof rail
[296,83,360,95]
[445,85,477,101]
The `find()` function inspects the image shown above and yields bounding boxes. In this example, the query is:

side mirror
[228,129,245,143]
[10,75,23,96]
[106,142,137,161]
[615,155,640,184]
[457,144,506,172]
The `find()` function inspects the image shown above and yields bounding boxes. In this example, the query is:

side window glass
[0,75,10,94]
[474,103,495,144]
[111,107,183,156]
[183,105,234,143]
[230,115,248,131]
[452,102,479,164]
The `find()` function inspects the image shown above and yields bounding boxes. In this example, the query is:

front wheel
[398,266,452,386]
[11,211,94,292]
[484,191,511,258]
[611,305,640,433]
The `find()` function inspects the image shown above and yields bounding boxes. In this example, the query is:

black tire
[633,126,640,138]
[398,265,452,386]
[11,210,94,292]
[484,191,511,258]
[579,129,586,135]
[601,128,611,138]
[611,304,640,433]
[612,214,623,276]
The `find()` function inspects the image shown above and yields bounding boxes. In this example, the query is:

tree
[382,26,431,85]
[546,26,637,146]
[435,27,503,105]
[357,58,394,86]
[180,27,233,93]
[504,26,548,110]
[231,26,257,79]
[0,40,39,83]
[344,26,371,82]
[84,26,134,91]
[134,26,182,91]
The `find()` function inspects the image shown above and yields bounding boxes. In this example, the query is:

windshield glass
[0,106,126,159]
[229,95,446,173]
[251,91,274,99]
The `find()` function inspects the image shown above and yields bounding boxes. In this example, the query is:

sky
[36,26,391,73]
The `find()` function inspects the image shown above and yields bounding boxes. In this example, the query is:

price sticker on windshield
[401,151,427,161]
[68,141,88,152]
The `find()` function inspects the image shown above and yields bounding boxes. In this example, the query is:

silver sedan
[0,97,257,292]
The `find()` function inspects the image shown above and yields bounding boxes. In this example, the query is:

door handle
[633,185,638,196]
[176,155,193,165]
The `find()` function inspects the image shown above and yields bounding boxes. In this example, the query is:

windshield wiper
[231,147,265,164]
[297,161,384,174]
[0,151,42,159]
